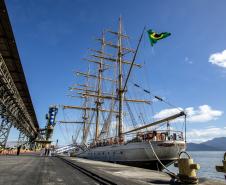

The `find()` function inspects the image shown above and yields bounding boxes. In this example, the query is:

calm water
[167,151,226,181]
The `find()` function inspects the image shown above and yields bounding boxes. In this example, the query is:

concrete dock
[0,154,226,185]
[0,155,98,185]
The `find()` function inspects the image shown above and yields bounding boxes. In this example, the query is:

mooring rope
[148,140,179,180]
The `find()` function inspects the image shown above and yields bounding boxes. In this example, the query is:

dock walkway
[0,154,225,185]
[0,155,97,185]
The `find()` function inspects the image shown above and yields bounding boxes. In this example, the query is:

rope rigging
[125,100,138,128]
[120,79,187,135]
[132,82,183,112]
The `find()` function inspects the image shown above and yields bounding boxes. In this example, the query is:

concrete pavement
[0,155,97,185]
[1,155,226,185]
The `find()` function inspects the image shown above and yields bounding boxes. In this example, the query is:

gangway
[54,144,78,154]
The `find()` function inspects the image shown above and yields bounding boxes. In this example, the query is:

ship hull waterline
[74,140,186,170]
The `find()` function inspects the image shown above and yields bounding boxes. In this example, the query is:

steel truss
[0,117,11,148]
[17,132,28,147]
[0,54,37,148]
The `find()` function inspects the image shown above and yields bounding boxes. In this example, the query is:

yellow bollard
[216,152,226,179]
[174,151,200,184]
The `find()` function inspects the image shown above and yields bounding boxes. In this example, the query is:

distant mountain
[6,141,17,147]
[203,137,226,151]
[187,137,226,151]
[187,143,221,151]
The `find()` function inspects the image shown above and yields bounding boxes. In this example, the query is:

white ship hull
[75,140,186,170]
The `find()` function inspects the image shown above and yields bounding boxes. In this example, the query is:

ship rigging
[58,17,187,170]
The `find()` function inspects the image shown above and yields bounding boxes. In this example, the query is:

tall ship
[62,17,186,170]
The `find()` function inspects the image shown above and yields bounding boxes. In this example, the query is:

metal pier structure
[0,0,39,148]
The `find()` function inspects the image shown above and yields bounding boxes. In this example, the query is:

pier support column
[0,117,12,148]
[17,132,27,149]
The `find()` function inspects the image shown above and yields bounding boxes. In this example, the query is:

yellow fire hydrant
[216,152,226,179]
[174,151,200,184]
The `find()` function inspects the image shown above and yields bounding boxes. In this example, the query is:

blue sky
[6,0,226,144]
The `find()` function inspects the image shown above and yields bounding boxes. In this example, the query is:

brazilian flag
[147,29,171,46]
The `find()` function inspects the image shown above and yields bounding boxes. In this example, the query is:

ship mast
[95,31,105,141]
[82,73,90,143]
[63,17,150,144]
[117,16,124,139]
[90,17,147,139]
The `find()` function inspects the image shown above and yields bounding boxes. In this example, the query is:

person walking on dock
[17,145,21,156]
[44,148,47,156]
[47,148,50,156]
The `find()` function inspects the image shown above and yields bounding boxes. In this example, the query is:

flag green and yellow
[147,29,171,46]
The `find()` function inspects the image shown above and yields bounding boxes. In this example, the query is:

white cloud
[209,50,226,68]
[154,107,183,120]
[185,57,193,64]
[153,105,223,123]
[187,127,226,143]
